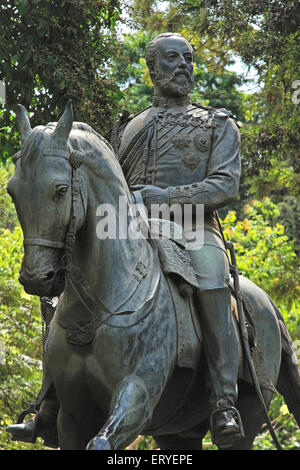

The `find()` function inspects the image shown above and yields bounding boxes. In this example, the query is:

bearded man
[7,32,243,448]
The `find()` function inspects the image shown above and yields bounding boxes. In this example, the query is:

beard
[153,66,194,97]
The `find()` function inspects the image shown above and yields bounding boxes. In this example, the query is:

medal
[193,133,210,152]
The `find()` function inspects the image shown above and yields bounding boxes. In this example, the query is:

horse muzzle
[19,266,65,297]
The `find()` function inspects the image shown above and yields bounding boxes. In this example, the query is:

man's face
[152,36,194,97]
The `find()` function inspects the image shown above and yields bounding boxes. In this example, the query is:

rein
[23,238,65,249]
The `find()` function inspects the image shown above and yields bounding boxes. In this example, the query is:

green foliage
[252,394,300,450]
[0,165,18,229]
[0,111,21,166]
[0,0,122,163]
[222,198,299,308]
[0,163,43,449]
[113,31,154,113]
[137,435,157,450]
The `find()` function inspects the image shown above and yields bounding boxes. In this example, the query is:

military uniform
[112,98,240,289]
[112,96,242,443]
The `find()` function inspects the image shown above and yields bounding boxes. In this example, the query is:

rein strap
[24,238,65,249]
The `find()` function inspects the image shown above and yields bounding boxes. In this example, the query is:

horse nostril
[47,270,55,280]
[42,270,56,284]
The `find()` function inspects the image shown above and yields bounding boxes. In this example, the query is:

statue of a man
[113,32,243,447]
[7,32,243,448]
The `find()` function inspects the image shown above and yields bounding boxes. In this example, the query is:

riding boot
[196,286,244,447]
[6,388,59,448]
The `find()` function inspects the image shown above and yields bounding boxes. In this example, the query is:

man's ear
[148,66,156,85]
[148,63,154,74]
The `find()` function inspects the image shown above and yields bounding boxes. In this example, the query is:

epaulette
[192,102,214,112]
[216,107,234,118]
[213,107,242,128]
[192,102,242,128]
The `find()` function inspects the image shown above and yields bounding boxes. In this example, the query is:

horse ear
[52,100,73,145]
[16,104,32,144]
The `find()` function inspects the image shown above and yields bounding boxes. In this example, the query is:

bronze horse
[7,102,300,450]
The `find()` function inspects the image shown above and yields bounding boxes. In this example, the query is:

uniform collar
[152,95,190,109]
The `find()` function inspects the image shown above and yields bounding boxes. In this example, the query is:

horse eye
[56,185,69,196]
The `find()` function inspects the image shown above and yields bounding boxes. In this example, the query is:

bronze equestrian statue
[6,33,300,450]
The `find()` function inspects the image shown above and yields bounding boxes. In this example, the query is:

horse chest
[46,320,89,382]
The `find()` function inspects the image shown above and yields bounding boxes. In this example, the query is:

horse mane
[17,119,129,198]
[19,121,118,173]
[42,121,113,154]
[71,122,114,155]
[66,122,128,191]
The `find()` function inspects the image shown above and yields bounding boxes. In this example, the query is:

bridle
[23,129,83,255]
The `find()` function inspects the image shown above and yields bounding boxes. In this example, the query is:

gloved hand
[130,184,169,211]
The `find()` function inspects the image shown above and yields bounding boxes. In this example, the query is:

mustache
[174,69,192,79]
[154,68,194,86]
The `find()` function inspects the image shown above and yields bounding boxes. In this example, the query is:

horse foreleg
[57,406,85,449]
[86,376,150,450]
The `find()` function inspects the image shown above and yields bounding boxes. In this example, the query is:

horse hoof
[86,437,112,450]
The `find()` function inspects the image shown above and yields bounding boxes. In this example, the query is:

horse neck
[71,152,146,309]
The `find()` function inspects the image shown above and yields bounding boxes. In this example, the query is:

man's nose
[178,55,186,66]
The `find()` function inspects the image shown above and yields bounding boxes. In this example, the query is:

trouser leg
[188,239,244,446]
[196,286,238,408]
[196,286,244,446]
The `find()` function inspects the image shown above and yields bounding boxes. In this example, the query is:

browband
[43,128,69,160]
[43,148,69,159]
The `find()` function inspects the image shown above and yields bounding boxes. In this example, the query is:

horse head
[7,101,86,297]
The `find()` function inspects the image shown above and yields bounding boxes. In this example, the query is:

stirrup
[9,402,41,444]
[210,401,245,448]
[8,401,59,448]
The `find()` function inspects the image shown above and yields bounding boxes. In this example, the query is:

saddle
[148,218,202,369]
